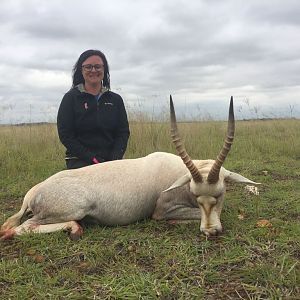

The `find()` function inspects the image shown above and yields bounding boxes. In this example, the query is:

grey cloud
[246,0,300,25]
[0,0,299,124]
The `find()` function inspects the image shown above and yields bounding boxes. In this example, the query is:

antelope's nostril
[202,229,210,236]
[211,229,218,236]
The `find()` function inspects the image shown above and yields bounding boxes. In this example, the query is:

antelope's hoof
[69,224,84,241]
[0,229,16,240]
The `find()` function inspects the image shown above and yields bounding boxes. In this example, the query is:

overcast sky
[0,0,299,123]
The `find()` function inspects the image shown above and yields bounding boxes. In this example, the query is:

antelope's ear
[163,174,191,193]
[224,170,261,185]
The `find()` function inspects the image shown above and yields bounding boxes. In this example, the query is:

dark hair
[72,49,110,89]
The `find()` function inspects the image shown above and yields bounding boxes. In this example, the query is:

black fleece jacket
[57,85,130,163]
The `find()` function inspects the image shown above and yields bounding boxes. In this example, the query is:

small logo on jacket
[84,102,88,110]
[104,102,113,106]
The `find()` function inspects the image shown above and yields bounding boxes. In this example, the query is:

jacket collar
[76,83,109,95]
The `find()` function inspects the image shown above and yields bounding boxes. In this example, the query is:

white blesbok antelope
[153,96,261,235]
[0,96,260,240]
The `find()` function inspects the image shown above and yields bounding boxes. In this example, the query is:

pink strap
[92,157,100,164]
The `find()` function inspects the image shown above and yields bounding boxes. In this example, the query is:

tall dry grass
[1,118,299,198]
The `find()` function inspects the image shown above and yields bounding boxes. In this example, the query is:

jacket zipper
[96,94,102,126]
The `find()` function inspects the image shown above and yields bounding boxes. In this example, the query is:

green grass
[0,119,299,299]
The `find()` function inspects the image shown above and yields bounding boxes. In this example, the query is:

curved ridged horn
[170,95,203,183]
[207,96,235,184]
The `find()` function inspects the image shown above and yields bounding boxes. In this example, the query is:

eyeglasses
[82,64,104,72]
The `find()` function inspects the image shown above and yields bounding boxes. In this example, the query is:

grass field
[0,119,299,299]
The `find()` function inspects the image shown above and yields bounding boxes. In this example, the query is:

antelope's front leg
[152,186,201,223]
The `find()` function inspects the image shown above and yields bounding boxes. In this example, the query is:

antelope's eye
[214,192,223,199]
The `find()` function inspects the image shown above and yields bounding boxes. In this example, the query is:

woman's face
[81,55,104,87]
